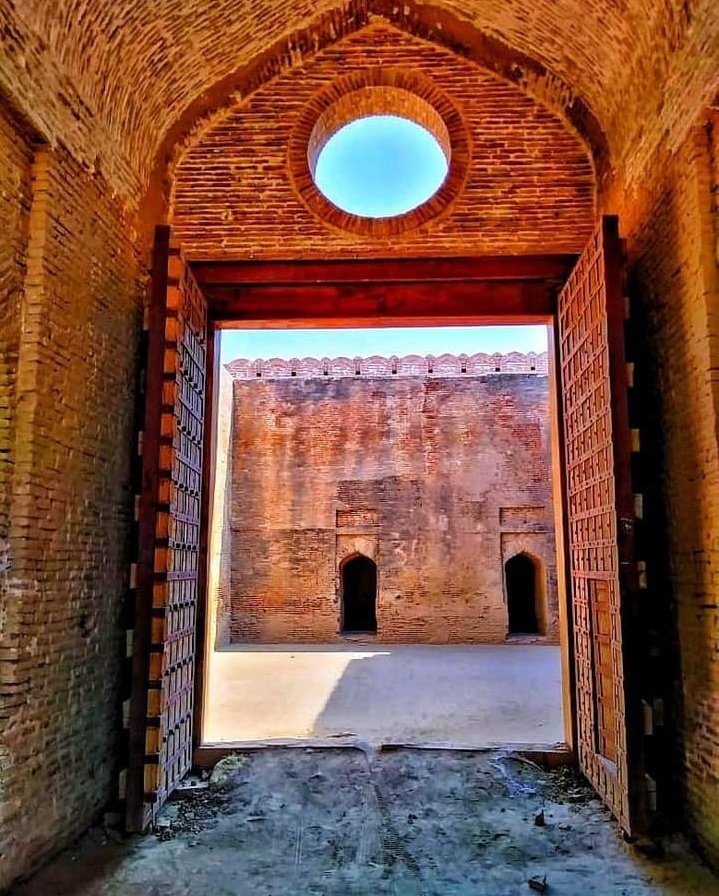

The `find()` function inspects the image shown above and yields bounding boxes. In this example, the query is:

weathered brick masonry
[0,100,33,584]
[222,354,556,644]
[0,0,718,884]
[0,136,143,881]
[172,23,596,258]
[609,117,719,868]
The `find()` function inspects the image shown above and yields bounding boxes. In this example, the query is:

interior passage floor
[13,749,718,896]
[204,644,564,746]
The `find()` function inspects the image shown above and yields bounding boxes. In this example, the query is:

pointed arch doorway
[340,554,378,634]
[505,552,544,635]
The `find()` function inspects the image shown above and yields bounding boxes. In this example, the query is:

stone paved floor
[13,749,719,896]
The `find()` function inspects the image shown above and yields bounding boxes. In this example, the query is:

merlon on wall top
[226,352,548,380]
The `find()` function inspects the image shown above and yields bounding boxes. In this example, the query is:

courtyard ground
[12,749,718,896]
[203,644,564,746]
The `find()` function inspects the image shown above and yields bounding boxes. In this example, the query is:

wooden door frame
[189,253,578,755]
[127,227,171,829]
[128,227,210,831]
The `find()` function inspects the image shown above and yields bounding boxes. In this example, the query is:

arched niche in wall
[340,553,378,635]
[504,552,547,636]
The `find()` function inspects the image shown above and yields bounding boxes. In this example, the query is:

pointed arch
[340,553,378,634]
[505,551,546,635]
[138,2,610,247]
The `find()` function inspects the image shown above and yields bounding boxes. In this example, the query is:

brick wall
[223,358,557,644]
[0,139,142,887]
[0,101,34,587]
[1,2,716,210]
[171,23,595,259]
[608,118,719,865]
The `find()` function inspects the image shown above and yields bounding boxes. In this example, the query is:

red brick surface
[0,145,143,884]
[172,23,595,258]
[0,2,716,207]
[609,117,719,865]
[0,101,33,587]
[223,359,557,644]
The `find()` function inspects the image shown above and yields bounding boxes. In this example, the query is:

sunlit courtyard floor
[204,643,564,746]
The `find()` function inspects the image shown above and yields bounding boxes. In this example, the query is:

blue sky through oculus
[314,115,448,218]
[221,117,547,363]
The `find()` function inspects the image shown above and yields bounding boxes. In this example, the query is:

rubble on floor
[11,749,719,896]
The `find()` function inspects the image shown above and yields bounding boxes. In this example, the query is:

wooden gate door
[127,226,208,831]
[557,215,644,834]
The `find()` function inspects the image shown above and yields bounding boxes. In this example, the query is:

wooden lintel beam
[207,280,556,325]
[213,315,552,329]
[191,254,576,287]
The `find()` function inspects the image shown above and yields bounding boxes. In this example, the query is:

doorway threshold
[195,738,573,769]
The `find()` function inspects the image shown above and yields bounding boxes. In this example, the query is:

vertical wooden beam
[126,225,171,832]
[603,218,647,826]
[193,322,219,750]
[548,320,577,754]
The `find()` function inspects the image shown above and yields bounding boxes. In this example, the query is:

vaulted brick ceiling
[1,0,717,199]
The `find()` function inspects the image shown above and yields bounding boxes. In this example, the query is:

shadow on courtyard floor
[206,643,564,746]
[309,646,563,745]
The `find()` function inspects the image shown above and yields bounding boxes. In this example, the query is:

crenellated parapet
[226,352,548,380]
